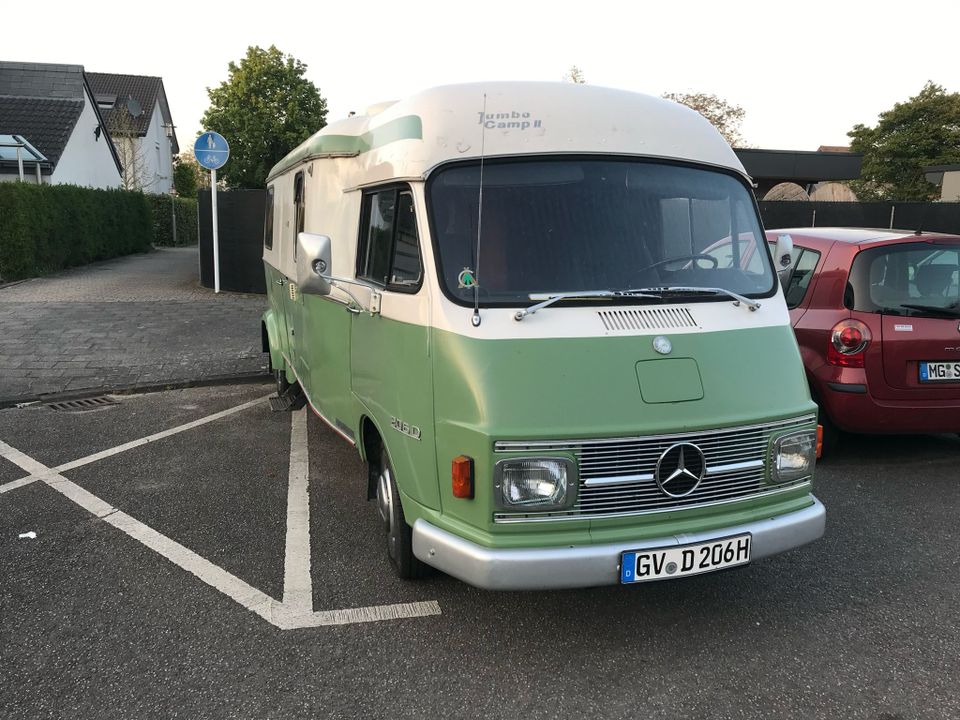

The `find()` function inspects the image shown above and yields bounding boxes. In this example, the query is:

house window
[357,188,422,291]
[264,186,275,251]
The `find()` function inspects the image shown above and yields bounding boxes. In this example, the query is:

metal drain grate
[45,396,119,412]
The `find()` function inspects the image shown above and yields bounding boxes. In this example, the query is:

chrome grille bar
[493,415,816,523]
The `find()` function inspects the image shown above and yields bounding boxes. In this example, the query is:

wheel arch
[359,414,384,500]
[261,309,284,374]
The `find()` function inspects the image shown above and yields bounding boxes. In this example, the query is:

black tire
[375,446,428,579]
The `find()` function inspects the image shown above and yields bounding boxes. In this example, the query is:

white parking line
[55,395,272,473]
[282,409,313,611]
[1,402,442,629]
[0,476,39,495]
[0,395,270,496]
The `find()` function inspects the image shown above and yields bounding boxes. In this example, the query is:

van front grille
[493,415,815,523]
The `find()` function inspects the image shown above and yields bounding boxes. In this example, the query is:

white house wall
[51,86,122,189]
[138,100,174,194]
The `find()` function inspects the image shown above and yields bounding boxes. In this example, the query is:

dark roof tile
[0,96,84,167]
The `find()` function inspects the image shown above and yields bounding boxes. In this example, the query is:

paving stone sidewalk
[0,247,269,403]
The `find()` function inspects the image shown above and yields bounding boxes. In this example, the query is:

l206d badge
[391,416,422,441]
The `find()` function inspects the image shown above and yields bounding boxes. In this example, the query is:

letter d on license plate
[620,534,751,583]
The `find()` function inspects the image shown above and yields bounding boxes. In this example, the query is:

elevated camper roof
[266,82,746,185]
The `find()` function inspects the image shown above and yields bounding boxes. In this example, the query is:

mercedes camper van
[261,82,825,590]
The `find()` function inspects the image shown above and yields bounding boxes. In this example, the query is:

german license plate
[920,361,960,383]
[620,534,751,583]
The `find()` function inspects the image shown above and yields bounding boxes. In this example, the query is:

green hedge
[148,195,198,247]
[0,183,153,283]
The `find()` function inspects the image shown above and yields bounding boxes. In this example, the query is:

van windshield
[427,158,776,306]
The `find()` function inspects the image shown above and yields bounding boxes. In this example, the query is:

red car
[763,227,960,451]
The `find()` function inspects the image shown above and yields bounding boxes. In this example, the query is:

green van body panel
[421,323,815,540]
[351,312,441,511]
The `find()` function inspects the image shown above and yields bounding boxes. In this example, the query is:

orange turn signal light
[816,425,824,459]
[452,455,474,499]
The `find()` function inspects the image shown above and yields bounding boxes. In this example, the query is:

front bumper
[412,497,825,590]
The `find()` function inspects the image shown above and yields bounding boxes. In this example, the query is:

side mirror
[774,234,794,270]
[774,233,795,289]
[297,232,332,296]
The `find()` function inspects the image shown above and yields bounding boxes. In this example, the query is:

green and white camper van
[261,82,824,590]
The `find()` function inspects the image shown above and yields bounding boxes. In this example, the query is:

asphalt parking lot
[1,383,958,720]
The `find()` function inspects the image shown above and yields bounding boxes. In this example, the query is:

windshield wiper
[514,289,658,321]
[897,302,960,318]
[624,286,762,312]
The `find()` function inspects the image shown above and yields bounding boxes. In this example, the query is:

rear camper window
[847,243,960,317]
[428,157,775,306]
[357,188,423,291]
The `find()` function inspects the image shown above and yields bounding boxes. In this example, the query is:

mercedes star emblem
[654,442,707,498]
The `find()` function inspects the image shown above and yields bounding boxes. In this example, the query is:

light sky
[6,0,959,153]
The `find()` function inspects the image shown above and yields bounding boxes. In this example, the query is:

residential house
[86,73,179,194]
[0,61,123,188]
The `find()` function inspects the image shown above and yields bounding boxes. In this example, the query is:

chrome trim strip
[414,497,826,590]
[583,472,655,487]
[493,481,811,524]
[493,414,817,451]
[706,459,765,476]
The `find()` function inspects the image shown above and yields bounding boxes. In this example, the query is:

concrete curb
[0,371,272,410]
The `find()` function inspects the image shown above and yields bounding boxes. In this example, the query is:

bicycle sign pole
[194,132,230,293]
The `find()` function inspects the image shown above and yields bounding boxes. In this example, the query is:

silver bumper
[412,497,825,591]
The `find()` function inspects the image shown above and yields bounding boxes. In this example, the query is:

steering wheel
[642,253,720,272]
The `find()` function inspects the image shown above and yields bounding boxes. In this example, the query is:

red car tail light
[828,319,872,368]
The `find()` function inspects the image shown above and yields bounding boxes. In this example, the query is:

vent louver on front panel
[597,307,697,332]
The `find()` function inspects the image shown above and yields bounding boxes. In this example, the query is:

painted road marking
[0,395,270,495]
[0,475,43,495]
[55,395,272,473]
[0,402,441,629]
[282,409,313,611]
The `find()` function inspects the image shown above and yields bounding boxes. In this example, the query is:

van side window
[357,188,423,291]
[293,171,305,260]
[391,192,422,286]
[264,186,274,251]
[785,248,821,308]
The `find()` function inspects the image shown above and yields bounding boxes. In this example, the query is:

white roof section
[268,82,747,185]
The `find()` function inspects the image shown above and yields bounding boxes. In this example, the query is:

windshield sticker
[477,111,542,131]
[458,268,478,288]
[894,324,913,332]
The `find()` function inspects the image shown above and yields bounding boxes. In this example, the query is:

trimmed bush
[0,183,153,283]
[148,195,198,247]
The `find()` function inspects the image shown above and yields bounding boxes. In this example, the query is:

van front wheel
[376,449,428,579]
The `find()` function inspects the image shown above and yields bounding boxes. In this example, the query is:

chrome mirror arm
[320,274,381,315]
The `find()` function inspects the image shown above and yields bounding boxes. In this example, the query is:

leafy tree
[108,105,154,191]
[201,46,328,188]
[662,92,746,147]
[172,155,198,198]
[564,65,586,84]
[848,82,960,201]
